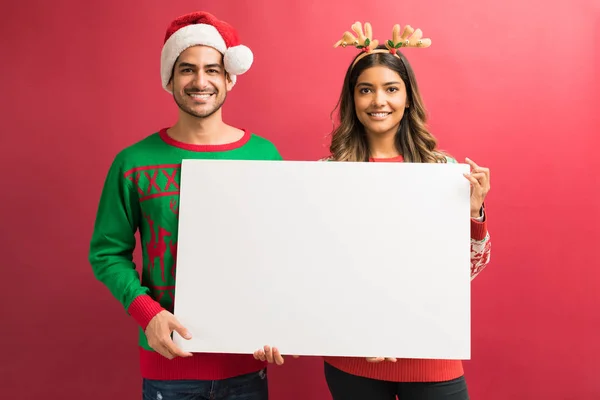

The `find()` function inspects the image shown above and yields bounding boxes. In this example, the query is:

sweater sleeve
[89,155,165,329]
[470,210,491,280]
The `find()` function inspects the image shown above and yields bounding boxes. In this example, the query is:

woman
[255,22,492,400]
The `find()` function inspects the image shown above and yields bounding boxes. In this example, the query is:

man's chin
[179,104,222,119]
[174,94,225,119]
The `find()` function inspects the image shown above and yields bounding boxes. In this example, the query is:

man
[89,11,281,399]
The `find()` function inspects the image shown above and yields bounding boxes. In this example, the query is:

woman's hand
[463,158,491,218]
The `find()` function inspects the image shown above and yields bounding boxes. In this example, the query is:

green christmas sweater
[88,128,281,380]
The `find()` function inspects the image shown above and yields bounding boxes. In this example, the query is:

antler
[385,24,432,52]
[334,21,379,51]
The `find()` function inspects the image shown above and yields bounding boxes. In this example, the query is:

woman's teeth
[369,112,390,117]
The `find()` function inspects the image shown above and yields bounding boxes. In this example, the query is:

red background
[2,0,599,399]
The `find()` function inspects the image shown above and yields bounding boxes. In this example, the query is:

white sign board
[173,159,472,360]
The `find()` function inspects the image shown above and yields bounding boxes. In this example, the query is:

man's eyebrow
[177,62,223,69]
[177,62,196,68]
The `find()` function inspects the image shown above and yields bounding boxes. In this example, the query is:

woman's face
[353,66,408,138]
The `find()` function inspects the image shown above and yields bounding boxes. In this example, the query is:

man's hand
[145,310,193,360]
[253,345,299,365]
[366,357,397,363]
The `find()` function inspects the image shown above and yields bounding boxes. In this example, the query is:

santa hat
[160,11,254,92]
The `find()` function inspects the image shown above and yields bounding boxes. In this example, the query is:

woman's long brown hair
[328,45,447,163]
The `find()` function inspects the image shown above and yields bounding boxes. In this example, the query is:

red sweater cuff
[128,295,165,330]
[470,218,488,241]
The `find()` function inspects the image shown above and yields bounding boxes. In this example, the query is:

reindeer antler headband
[334,22,431,68]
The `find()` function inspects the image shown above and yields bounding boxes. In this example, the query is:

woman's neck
[366,130,400,159]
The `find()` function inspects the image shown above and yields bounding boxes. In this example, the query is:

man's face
[168,45,233,119]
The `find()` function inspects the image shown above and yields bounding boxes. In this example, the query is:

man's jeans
[142,369,268,400]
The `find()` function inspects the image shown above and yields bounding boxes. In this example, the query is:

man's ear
[225,72,234,91]
[167,78,174,92]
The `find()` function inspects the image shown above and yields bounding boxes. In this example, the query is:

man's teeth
[189,93,212,98]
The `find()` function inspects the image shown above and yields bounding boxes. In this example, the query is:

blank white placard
[173,159,472,360]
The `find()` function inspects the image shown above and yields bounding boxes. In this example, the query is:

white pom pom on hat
[224,44,254,76]
[160,11,254,93]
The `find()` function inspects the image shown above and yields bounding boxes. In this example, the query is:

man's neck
[167,110,243,145]
[366,130,400,158]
